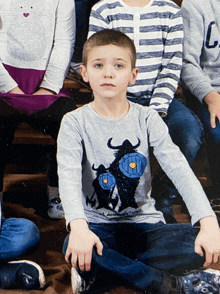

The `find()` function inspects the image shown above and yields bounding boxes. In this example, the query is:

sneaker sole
[9,260,45,289]
[71,267,82,294]
[47,211,64,219]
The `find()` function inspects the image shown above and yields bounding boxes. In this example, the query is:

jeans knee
[9,218,40,257]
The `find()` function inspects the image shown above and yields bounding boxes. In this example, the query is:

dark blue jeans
[0,218,40,263]
[63,222,204,292]
[197,105,220,186]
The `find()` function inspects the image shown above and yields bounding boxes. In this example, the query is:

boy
[87,0,203,223]
[58,30,220,294]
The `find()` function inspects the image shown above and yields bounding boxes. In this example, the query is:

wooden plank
[63,78,81,89]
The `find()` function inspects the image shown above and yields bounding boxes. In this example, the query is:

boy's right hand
[204,91,220,128]
[9,86,24,94]
[66,219,103,271]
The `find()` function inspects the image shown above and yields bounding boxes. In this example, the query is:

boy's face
[80,45,138,101]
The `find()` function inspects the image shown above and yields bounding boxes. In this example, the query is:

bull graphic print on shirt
[7,0,46,61]
[86,138,147,212]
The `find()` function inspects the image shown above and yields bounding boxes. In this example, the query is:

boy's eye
[94,63,103,69]
[115,64,123,69]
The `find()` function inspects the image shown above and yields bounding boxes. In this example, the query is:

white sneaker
[47,186,64,219]
[71,267,95,294]
[1,260,45,290]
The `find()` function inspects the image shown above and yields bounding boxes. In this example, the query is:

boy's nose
[104,65,115,78]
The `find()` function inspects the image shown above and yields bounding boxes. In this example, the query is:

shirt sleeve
[181,0,213,102]
[40,0,76,94]
[147,110,215,225]
[149,9,183,116]
[88,8,109,38]
[0,62,18,93]
[57,113,88,228]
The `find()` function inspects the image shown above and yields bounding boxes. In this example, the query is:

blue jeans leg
[135,223,204,275]
[63,223,164,292]
[0,218,40,263]
[197,105,220,186]
[63,222,204,293]
[164,98,203,166]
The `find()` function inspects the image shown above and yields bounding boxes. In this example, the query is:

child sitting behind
[57,29,220,294]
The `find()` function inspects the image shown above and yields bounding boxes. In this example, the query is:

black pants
[0,97,77,191]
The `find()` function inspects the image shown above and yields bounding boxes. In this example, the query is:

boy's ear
[80,65,89,83]
[129,67,139,85]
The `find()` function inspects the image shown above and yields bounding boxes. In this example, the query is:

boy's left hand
[33,88,55,95]
[195,216,220,267]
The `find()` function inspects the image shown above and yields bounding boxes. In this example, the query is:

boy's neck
[91,97,130,120]
[122,0,151,7]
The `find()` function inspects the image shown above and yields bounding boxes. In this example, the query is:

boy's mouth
[101,83,115,87]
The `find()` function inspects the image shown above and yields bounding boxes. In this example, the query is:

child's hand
[195,216,220,267]
[9,86,24,94]
[33,88,55,95]
[66,219,103,271]
[204,91,220,128]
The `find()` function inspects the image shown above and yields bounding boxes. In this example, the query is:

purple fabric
[0,64,70,115]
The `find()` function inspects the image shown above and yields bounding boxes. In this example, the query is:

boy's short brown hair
[82,29,136,68]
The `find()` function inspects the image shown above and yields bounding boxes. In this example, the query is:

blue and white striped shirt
[88,0,183,115]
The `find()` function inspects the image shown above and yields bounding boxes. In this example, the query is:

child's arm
[57,111,103,271]
[57,113,87,226]
[147,110,215,225]
[38,0,75,95]
[149,8,183,116]
[195,216,220,267]
[181,0,213,104]
[66,219,103,271]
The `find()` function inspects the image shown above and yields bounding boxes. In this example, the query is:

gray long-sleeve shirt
[181,0,220,102]
[57,102,215,227]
